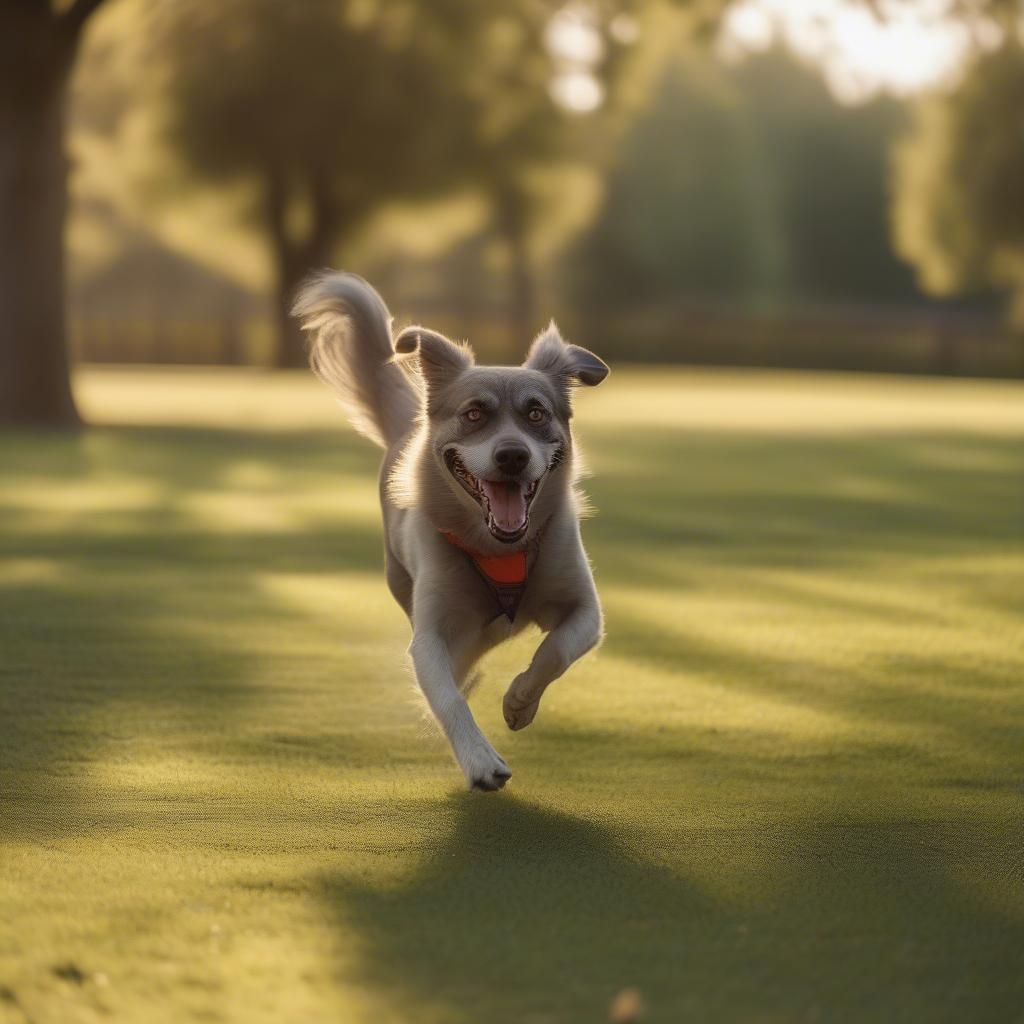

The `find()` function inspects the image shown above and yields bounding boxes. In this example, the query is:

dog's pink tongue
[481,480,527,531]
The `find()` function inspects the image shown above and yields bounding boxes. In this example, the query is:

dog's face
[436,368,567,544]
[396,323,608,544]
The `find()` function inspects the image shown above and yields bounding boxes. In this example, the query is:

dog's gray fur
[293,271,608,790]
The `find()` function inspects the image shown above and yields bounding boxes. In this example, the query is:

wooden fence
[71,306,1023,379]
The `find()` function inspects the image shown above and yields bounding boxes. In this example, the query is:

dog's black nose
[494,442,530,476]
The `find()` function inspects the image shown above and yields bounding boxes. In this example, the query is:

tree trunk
[264,169,342,369]
[0,102,79,426]
[493,183,535,353]
[506,222,535,347]
[0,19,81,427]
[271,247,313,369]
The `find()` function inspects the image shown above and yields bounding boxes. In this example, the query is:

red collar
[442,531,528,621]
[441,531,527,584]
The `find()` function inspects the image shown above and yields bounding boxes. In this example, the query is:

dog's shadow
[322,796,693,1022]
[320,795,1024,1023]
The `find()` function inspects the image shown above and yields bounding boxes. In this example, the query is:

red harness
[442,531,528,623]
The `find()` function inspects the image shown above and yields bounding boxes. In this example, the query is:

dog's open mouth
[445,451,540,543]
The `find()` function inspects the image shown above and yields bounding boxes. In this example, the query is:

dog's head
[395,322,608,545]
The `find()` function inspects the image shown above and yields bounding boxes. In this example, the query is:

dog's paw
[460,741,512,792]
[503,673,543,731]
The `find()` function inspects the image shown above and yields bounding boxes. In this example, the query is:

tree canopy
[147,0,637,363]
[569,44,919,318]
[894,42,1024,323]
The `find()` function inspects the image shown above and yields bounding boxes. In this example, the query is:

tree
[569,45,769,309]
[471,3,640,340]
[893,42,1024,324]
[735,51,917,305]
[0,0,109,427]
[153,1,478,366]
[152,1,618,367]
[568,44,921,324]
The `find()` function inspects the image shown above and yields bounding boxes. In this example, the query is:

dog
[293,272,608,790]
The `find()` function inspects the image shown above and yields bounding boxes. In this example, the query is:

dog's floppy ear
[524,321,608,387]
[395,325,474,390]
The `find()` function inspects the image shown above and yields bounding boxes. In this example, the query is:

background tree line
[3,0,1024,426]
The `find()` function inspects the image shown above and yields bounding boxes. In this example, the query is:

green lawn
[2,365,1023,1024]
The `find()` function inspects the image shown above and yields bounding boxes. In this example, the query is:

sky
[718,0,1006,105]
[548,0,1013,111]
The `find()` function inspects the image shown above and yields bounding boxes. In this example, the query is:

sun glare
[720,0,1000,104]
[546,2,607,113]
[550,70,605,112]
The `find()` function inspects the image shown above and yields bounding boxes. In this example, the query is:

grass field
[2,365,1023,1024]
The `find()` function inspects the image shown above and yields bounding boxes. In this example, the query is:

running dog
[293,272,608,790]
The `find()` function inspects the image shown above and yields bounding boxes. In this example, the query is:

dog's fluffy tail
[292,271,419,448]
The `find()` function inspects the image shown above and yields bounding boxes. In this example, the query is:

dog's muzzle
[444,449,542,543]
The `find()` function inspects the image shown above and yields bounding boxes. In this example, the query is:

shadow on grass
[0,423,379,485]
[322,795,1024,1024]
[604,607,1024,764]
[583,429,1024,584]
[3,414,1023,1020]
[0,425,385,573]
[0,424,387,837]
[0,574,261,837]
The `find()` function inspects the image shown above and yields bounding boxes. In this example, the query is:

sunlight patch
[4,478,162,513]
[179,492,299,531]
[0,558,67,585]
[259,572,403,634]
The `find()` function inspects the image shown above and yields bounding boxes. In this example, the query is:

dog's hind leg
[409,629,511,791]
[503,598,603,732]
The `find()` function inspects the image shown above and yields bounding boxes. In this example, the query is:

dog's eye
[463,408,483,424]
[527,407,547,424]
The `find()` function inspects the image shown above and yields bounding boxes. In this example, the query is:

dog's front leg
[409,630,511,790]
[503,600,603,731]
